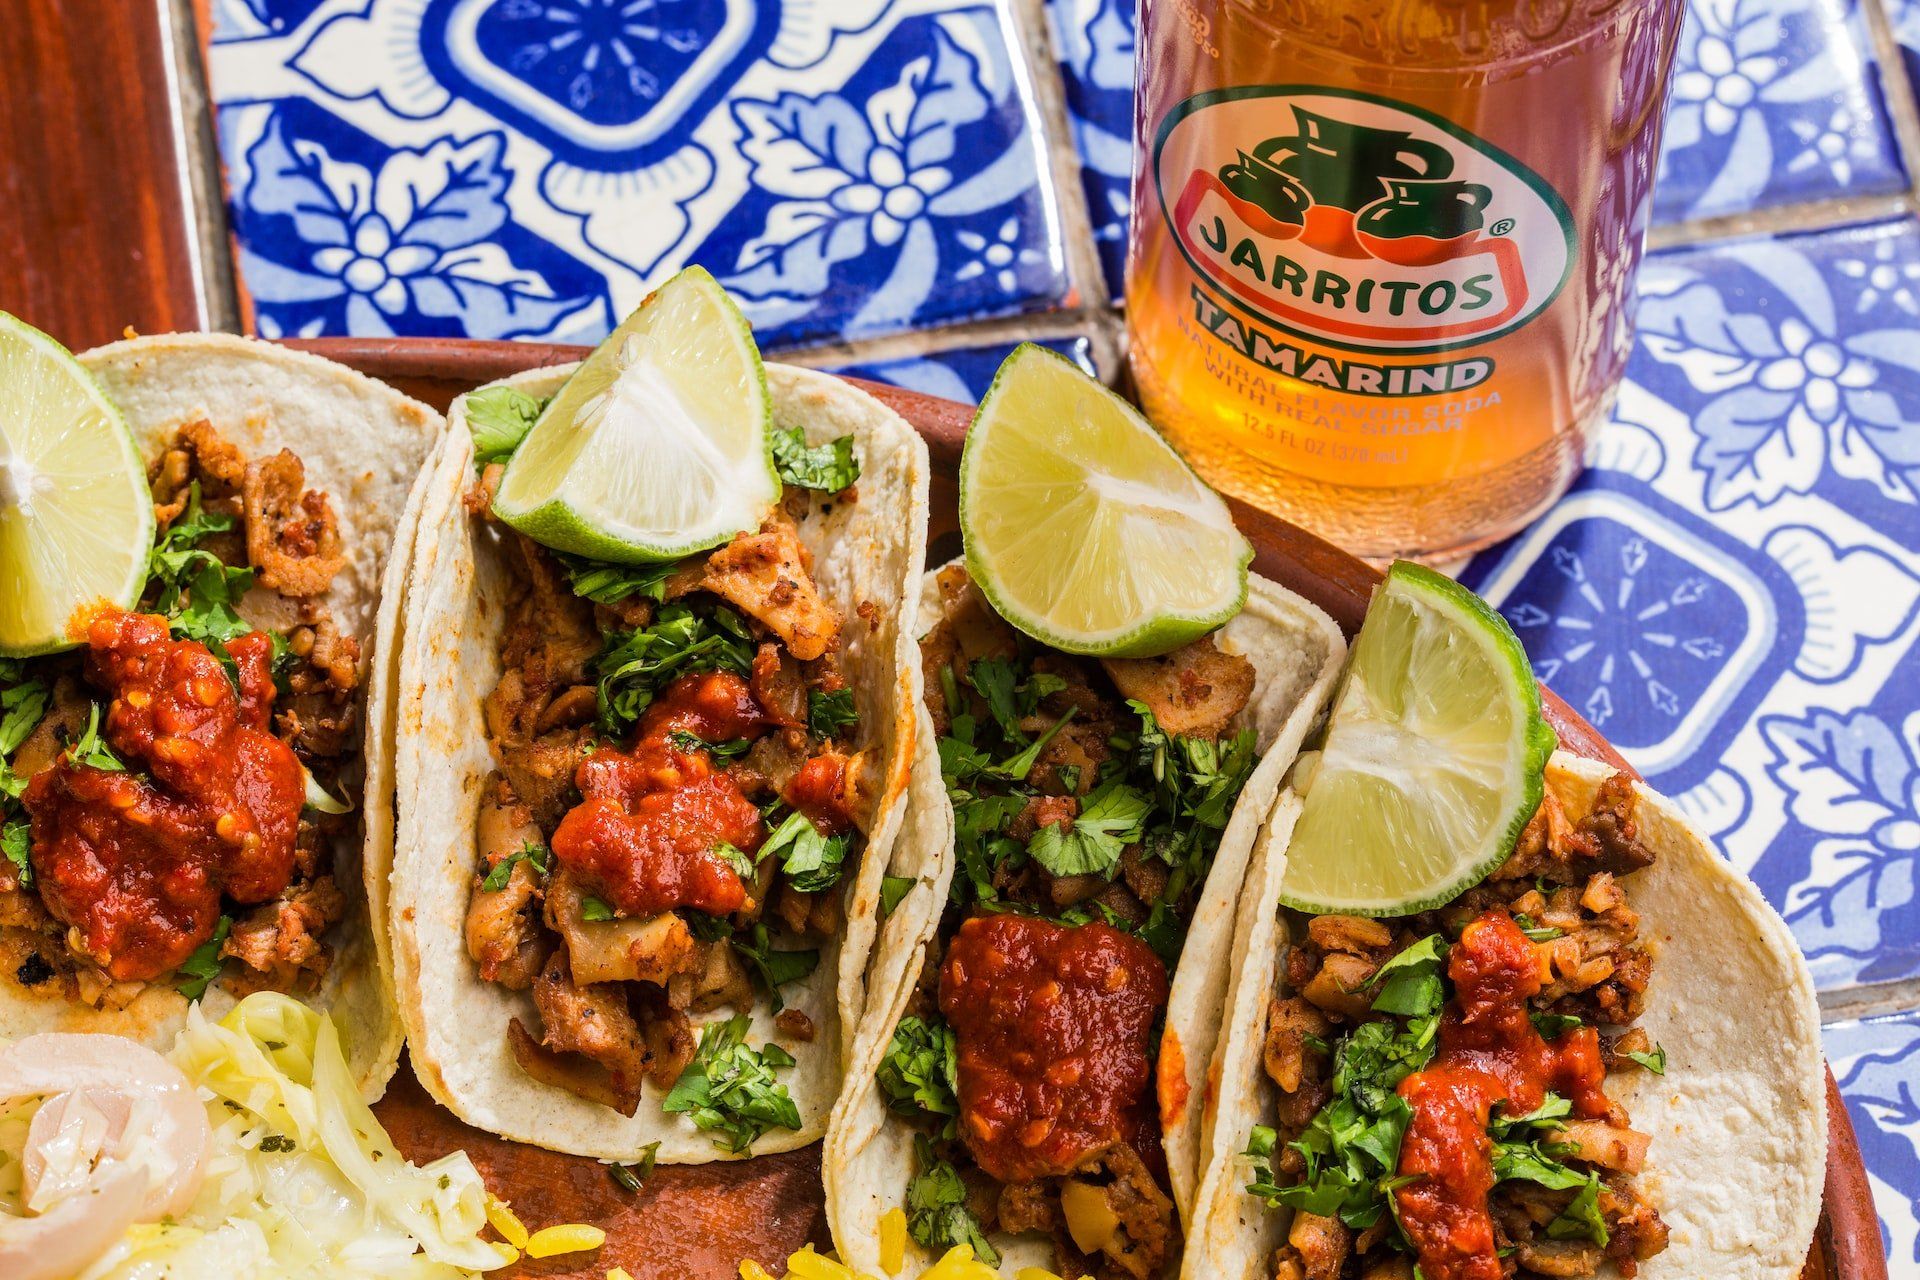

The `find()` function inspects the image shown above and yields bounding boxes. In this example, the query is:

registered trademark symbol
[1490,218,1515,236]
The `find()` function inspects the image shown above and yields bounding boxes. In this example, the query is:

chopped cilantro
[668,730,753,759]
[66,705,126,772]
[176,915,233,1000]
[1530,1011,1584,1039]
[147,484,259,678]
[1026,776,1152,878]
[730,923,819,1012]
[876,1016,959,1135]
[770,427,860,493]
[1365,934,1448,1019]
[1546,1173,1610,1247]
[661,1014,802,1153]
[713,839,759,881]
[480,841,550,893]
[608,1142,660,1192]
[760,809,849,894]
[880,874,913,916]
[905,1135,998,1266]
[579,896,616,922]
[255,1133,297,1154]
[595,601,755,737]
[1513,912,1563,942]
[0,673,49,759]
[557,552,683,606]
[1,818,30,889]
[807,687,858,738]
[465,386,547,466]
[1623,1043,1667,1074]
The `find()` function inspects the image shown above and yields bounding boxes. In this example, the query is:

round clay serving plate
[287,337,1885,1280]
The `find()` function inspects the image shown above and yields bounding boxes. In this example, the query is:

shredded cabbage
[71,992,506,1280]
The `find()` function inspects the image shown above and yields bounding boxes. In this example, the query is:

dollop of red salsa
[1394,911,1611,1280]
[22,610,304,982]
[939,914,1169,1184]
[550,670,770,918]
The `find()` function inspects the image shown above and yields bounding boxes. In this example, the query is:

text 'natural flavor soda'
[1127,0,1684,559]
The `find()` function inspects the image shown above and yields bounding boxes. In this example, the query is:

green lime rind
[958,343,1252,659]
[1276,560,1556,918]
[491,265,778,564]
[0,313,154,657]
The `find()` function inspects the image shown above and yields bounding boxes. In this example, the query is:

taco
[1182,752,1826,1280]
[387,358,930,1162]
[0,333,440,1097]
[825,561,1346,1280]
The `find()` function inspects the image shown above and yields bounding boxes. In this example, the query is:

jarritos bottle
[1128,0,1683,558]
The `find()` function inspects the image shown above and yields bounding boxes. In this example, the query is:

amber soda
[1127,0,1684,558]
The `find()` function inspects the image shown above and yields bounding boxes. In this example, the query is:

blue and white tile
[207,1,1069,347]
[1881,0,1920,116]
[1655,0,1905,224]
[1463,218,1920,992]
[831,335,1094,403]
[1825,1011,1920,1272]
[1045,0,1134,299]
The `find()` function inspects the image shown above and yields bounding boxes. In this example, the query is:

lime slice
[492,265,777,562]
[959,343,1251,657]
[0,315,153,656]
[1278,561,1556,916]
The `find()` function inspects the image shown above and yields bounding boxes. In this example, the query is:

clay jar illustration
[1219,149,1311,227]
[1251,107,1458,256]
[1355,179,1493,264]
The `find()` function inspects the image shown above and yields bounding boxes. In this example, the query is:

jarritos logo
[1155,87,1575,355]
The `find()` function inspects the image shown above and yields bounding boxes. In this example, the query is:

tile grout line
[1861,0,1920,189]
[159,0,241,334]
[1818,975,1920,1024]
[1648,192,1915,252]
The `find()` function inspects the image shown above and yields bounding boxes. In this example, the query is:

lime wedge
[0,315,153,656]
[1278,561,1556,916]
[492,266,777,562]
[959,343,1251,657]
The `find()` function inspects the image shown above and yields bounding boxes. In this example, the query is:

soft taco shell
[1182,751,1826,1280]
[388,362,929,1161]
[0,333,441,1099]
[825,569,1346,1275]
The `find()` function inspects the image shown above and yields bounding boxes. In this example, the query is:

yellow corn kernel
[485,1196,529,1250]
[608,1270,635,1280]
[526,1224,608,1258]
[878,1207,908,1275]
[740,1263,777,1280]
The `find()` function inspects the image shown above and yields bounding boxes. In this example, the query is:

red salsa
[550,670,770,918]
[22,610,304,982]
[939,914,1169,1183]
[1393,911,1611,1280]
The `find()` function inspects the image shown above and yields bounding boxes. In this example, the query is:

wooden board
[289,337,1885,1280]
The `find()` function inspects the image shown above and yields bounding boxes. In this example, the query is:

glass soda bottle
[1127,0,1684,559]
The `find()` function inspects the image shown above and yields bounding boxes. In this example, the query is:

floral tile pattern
[1824,1011,1920,1271]
[1462,218,1920,994]
[1655,0,1906,223]
[1044,0,1133,299]
[207,0,1068,347]
[832,335,1095,403]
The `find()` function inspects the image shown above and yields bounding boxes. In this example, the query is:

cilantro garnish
[1364,934,1448,1018]
[1530,1011,1584,1039]
[713,839,759,882]
[608,1142,661,1192]
[770,427,860,494]
[730,923,819,1012]
[557,552,684,607]
[876,1015,960,1136]
[66,705,126,772]
[1623,1043,1667,1074]
[668,730,753,759]
[661,1014,802,1153]
[905,1134,998,1266]
[760,809,849,894]
[1,817,31,888]
[480,841,551,893]
[176,914,233,1000]
[1026,777,1152,877]
[145,483,261,687]
[0,673,49,760]
[465,386,547,466]
[1513,912,1563,942]
[579,896,615,922]
[880,874,913,916]
[1546,1173,1611,1246]
[595,601,755,736]
[807,687,858,738]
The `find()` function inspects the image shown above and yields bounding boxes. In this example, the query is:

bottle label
[1152,86,1575,357]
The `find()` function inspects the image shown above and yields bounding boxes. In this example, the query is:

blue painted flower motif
[232,108,603,339]
[712,13,1062,345]
[1759,698,1920,987]
[1654,0,1903,222]
[1825,1012,1920,1267]
[835,337,1096,404]
[1046,0,1136,296]
[1634,235,1920,514]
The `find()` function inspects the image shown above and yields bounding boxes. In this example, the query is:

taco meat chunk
[1254,774,1668,1280]
[0,421,360,1003]
[465,461,866,1117]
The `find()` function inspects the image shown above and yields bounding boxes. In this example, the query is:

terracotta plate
[287,338,1885,1280]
